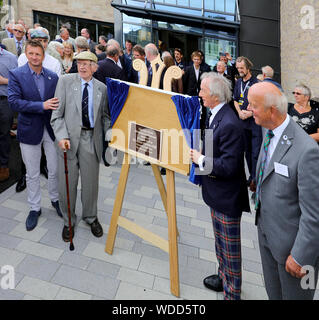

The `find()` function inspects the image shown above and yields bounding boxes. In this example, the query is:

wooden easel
[105,55,187,297]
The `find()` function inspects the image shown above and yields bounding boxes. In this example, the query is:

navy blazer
[8,63,59,145]
[201,104,249,217]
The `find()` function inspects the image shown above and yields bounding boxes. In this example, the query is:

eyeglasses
[292,92,303,96]
[14,29,24,33]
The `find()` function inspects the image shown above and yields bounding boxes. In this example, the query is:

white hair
[264,91,288,115]
[262,65,274,79]
[161,51,171,59]
[75,36,89,49]
[295,83,312,99]
[145,43,159,57]
[14,24,26,33]
[201,72,232,103]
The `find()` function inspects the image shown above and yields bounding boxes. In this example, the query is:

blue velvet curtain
[106,78,130,127]
[171,95,201,185]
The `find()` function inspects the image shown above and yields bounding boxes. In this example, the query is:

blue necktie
[82,83,90,128]
[255,130,274,210]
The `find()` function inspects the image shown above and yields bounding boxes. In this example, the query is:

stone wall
[281,0,319,102]
[11,0,114,28]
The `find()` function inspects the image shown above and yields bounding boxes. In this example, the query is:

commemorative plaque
[128,122,162,161]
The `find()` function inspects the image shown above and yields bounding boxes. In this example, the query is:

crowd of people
[0,18,319,301]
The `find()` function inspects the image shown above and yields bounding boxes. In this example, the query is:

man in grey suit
[247,81,319,300]
[2,24,25,57]
[51,51,111,242]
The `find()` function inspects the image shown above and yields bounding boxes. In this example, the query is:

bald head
[247,82,288,129]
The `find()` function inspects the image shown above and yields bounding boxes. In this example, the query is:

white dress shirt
[18,52,62,77]
[266,114,290,167]
[198,102,226,170]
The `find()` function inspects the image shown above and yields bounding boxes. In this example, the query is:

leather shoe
[16,175,26,192]
[26,210,41,231]
[51,200,63,218]
[203,274,223,292]
[89,219,103,238]
[40,164,48,179]
[62,225,75,242]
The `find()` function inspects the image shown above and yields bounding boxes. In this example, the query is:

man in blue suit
[190,72,249,300]
[8,39,61,231]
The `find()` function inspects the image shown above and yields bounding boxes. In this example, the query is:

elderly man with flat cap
[51,51,111,241]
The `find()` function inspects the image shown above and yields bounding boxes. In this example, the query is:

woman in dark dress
[288,84,319,142]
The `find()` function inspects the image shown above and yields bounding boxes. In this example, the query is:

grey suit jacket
[1,38,21,56]
[51,73,111,161]
[257,117,319,266]
[0,30,9,43]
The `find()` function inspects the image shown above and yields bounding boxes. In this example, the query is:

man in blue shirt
[0,48,18,181]
[8,39,61,231]
[261,65,283,91]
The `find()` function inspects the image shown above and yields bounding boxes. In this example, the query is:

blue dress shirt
[81,78,94,128]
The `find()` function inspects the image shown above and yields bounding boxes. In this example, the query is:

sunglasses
[292,92,303,95]
[14,29,24,33]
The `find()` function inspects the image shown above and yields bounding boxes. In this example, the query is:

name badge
[274,162,289,178]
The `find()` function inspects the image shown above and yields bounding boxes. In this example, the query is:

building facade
[2,0,115,41]
[1,0,318,102]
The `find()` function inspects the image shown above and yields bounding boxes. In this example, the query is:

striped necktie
[255,130,274,210]
[17,42,22,57]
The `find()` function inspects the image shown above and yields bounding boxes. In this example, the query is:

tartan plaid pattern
[211,209,242,300]
[255,130,274,210]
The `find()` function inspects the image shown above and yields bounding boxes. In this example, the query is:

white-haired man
[248,81,319,300]
[261,65,282,91]
[2,24,26,57]
[190,72,249,300]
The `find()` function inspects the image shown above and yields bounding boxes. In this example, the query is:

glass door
[200,37,237,69]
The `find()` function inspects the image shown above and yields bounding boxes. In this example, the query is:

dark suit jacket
[93,58,126,84]
[88,39,97,54]
[8,63,59,145]
[182,65,204,96]
[201,104,249,217]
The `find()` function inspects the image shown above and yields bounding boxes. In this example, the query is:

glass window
[58,17,76,39]
[125,0,146,7]
[215,0,225,12]
[123,23,152,47]
[164,0,177,4]
[204,0,214,10]
[189,0,202,9]
[155,4,202,16]
[205,12,235,21]
[35,12,58,41]
[33,11,114,44]
[98,24,114,41]
[77,21,97,42]
[123,14,151,26]
[177,0,189,6]
[225,0,236,14]
[203,37,236,67]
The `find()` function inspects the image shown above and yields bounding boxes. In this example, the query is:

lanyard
[240,80,250,96]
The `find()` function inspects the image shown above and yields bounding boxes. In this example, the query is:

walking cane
[63,143,74,251]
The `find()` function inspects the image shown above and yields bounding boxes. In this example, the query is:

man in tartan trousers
[190,72,249,300]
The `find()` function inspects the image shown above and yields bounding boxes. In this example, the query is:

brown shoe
[0,167,9,182]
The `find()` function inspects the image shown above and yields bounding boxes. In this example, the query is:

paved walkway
[0,154,317,300]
